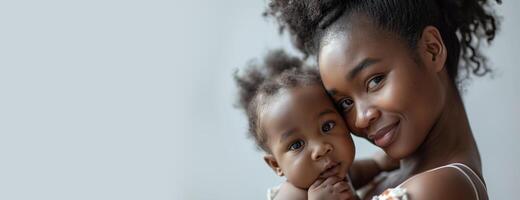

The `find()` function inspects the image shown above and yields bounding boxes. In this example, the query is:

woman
[266,0,500,199]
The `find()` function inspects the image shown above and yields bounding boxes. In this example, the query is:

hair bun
[234,49,304,111]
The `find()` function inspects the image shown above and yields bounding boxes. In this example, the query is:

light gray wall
[0,0,517,199]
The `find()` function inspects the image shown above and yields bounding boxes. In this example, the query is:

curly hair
[234,49,321,153]
[265,0,501,84]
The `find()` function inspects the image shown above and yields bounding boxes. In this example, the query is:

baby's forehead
[269,85,333,111]
[260,85,338,128]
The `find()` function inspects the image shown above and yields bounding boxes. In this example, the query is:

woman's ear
[419,26,447,72]
[264,154,284,176]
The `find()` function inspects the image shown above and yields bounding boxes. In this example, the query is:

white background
[0,0,518,199]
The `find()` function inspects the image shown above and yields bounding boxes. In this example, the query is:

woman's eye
[337,98,354,111]
[321,121,336,133]
[288,140,304,151]
[367,75,385,90]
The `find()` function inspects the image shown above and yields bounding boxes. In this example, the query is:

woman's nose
[311,142,333,160]
[354,104,380,130]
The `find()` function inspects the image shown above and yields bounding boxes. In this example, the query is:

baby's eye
[367,75,385,91]
[321,121,336,133]
[337,98,354,112]
[288,140,304,151]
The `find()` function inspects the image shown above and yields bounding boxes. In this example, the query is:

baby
[234,49,357,200]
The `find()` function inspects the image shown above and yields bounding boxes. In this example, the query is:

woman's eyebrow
[347,58,381,80]
[326,58,381,96]
[326,88,337,97]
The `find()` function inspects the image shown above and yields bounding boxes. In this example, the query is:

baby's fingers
[334,181,356,200]
[321,176,341,186]
[309,178,325,190]
[333,181,350,193]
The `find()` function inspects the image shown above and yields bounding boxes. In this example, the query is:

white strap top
[373,163,486,200]
[404,163,485,199]
[440,163,486,200]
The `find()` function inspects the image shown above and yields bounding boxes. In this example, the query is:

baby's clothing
[267,177,356,200]
[267,184,280,200]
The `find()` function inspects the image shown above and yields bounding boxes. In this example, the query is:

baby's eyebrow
[318,109,335,117]
[280,129,296,144]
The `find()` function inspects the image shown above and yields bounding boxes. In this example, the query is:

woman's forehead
[319,22,406,71]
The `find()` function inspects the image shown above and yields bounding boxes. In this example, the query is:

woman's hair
[265,0,501,84]
[234,49,321,153]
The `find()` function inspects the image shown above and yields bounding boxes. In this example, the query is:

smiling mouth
[319,162,341,179]
[369,121,399,148]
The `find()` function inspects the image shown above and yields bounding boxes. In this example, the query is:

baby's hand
[308,176,356,200]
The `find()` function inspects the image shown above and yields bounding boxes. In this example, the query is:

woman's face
[318,17,445,159]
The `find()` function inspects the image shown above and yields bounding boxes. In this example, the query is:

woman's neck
[401,82,482,176]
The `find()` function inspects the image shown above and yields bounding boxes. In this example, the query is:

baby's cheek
[285,156,318,189]
[348,140,356,162]
[340,136,356,162]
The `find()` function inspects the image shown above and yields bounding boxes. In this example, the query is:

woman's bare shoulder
[398,167,478,200]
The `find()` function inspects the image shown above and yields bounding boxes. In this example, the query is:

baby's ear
[264,154,284,176]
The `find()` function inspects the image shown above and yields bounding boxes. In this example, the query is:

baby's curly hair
[234,49,321,153]
[265,0,501,84]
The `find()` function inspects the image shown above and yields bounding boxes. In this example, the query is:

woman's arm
[349,151,400,189]
[349,158,381,189]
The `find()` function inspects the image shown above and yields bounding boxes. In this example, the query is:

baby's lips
[318,163,341,179]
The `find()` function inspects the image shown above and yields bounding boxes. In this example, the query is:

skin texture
[318,14,486,200]
[349,151,400,189]
[261,85,356,199]
[319,15,445,160]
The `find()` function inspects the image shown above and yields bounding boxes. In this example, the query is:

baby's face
[262,85,355,189]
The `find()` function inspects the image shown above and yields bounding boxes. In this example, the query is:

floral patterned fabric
[371,187,408,200]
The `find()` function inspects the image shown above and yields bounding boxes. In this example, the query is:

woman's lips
[369,122,399,148]
[319,162,341,179]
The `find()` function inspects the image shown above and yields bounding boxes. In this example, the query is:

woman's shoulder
[398,166,479,200]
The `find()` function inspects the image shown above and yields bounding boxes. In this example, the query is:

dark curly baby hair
[234,49,321,153]
[266,0,501,84]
